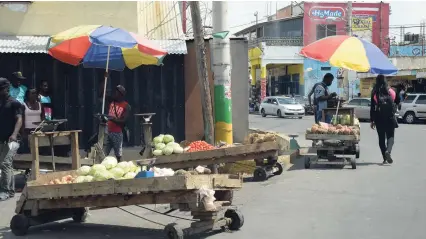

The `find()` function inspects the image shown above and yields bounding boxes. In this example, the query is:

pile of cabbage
[152,134,184,156]
[73,156,142,183]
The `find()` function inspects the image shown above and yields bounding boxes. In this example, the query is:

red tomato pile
[187,141,215,152]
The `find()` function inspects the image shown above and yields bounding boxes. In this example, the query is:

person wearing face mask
[310,73,337,124]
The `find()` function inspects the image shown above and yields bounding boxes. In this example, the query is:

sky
[224,1,426,39]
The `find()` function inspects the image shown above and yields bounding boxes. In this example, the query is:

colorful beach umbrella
[47,25,167,113]
[300,35,397,75]
[47,25,167,71]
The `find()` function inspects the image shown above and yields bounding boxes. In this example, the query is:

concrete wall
[184,39,249,143]
[0,1,138,35]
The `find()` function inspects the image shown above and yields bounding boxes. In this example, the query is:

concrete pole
[212,1,233,144]
[343,1,353,100]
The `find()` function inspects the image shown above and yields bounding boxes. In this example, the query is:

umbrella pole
[94,46,111,163]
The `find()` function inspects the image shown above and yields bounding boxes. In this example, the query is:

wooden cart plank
[152,142,278,166]
[25,191,199,210]
[27,180,115,199]
[26,174,242,199]
[145,151,275,170]
[305,134,359,141]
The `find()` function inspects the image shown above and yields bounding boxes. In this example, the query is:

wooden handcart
[137,141,283,182]
[304,107,361,169]
[12,132,244,238]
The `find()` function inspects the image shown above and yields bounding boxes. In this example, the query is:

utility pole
[344,1,352,100]
[212,1,233,144]
[254,11,258,25]
[189,1,214,145]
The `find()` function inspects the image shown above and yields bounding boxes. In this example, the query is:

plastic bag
[197,186,216,211]
[8,141,19,152]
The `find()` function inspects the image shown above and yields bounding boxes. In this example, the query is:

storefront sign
[352,17,373,31]
[260,79,267,101]
[309,7,345,20]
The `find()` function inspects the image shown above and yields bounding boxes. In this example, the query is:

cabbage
[77,165,91,176]
[109,167,125,179]
[116,162,131,174]
[153,135,164,144]
[90,164,107,176]
[94,170,114,181]
[84,175,94,182]
[163,134,174,144]
[127,161,139,173]
[173,147,184,154]
[73,176,86,183]
[162,146,174,156]
[134,166,141,174]
[155,143,166,150]
[124,172,137,179]
[153,150,163,156]
[101,156,118,169]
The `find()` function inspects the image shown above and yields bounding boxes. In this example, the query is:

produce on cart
[136,132,282,181]
[304,107,361,169]
[12,153,244,238]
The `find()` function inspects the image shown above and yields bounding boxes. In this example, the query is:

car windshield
[277,98,297,105]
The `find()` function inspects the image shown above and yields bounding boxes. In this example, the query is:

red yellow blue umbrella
[47,25,167,70]
[47,25,168,113]
[300,35,397,75]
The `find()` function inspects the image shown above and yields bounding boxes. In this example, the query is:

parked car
[342,98,372,121]
[399,93,426,124]
[259,96,305,118]
[343,97,400,121]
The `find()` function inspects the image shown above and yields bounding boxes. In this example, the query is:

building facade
[235,1,390,100]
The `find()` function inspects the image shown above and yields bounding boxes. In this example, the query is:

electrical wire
[117,207,166,227]
[136,205,197,222]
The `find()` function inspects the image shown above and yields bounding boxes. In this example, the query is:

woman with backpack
[370,74,398,164]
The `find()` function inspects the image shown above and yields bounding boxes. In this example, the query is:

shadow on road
[0,219,234,239]
[287,156,389,171]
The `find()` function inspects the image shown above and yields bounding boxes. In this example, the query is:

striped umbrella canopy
[47,25,167,71]
[300,35,397,75]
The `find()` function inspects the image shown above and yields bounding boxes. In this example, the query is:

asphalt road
[1,115,425,239]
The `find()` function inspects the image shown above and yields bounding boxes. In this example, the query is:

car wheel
[277,110,282,118]
[261,109,266,117]
[404,112,416,124]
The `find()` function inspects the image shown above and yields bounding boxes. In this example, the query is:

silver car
[399,93,426,124]
[259,96,305,118]
[342,98,372,120]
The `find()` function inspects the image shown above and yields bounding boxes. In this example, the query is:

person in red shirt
[104,85,131,161]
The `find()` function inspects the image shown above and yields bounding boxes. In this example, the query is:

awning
[0,35,187,54]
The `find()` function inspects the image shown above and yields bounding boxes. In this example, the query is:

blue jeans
[316,110,332,124]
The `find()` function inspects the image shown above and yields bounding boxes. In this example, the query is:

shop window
[321,67,331,71]
[316,24,337,40]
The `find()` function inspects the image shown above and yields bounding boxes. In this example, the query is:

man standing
[0,78,23,201]
[9,72,27,104]
[308,73,337,123]
[104,85,131,161]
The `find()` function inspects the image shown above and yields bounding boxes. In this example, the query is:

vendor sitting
[313,73,337,124]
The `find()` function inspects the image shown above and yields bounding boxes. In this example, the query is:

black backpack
[376,90,395,118]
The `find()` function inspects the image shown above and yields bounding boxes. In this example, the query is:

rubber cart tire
[273,162,284,176]
[253,167,268,181]
[355,144,360,159]
[164,223,184,239]
[72,207,89,223]
[10,214,30,236]
[304,157,311,169]
[350,158,357,169]
[224,209,244,231]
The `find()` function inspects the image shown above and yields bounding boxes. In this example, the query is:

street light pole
[344,1,353,100]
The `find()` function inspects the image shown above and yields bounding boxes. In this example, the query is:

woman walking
[370,75,397,164]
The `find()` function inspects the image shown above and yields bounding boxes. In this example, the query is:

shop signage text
[309,7,345,20]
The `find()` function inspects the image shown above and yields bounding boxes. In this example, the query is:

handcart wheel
[273,162,284,175]
[164,223,184,239]
[304,157,311,169]
[355,144,360,159]
[253,167,268,181]
[10,214,30,236]
[224,209,245,231]
[350,158,357,169]
[72,207,89,223]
